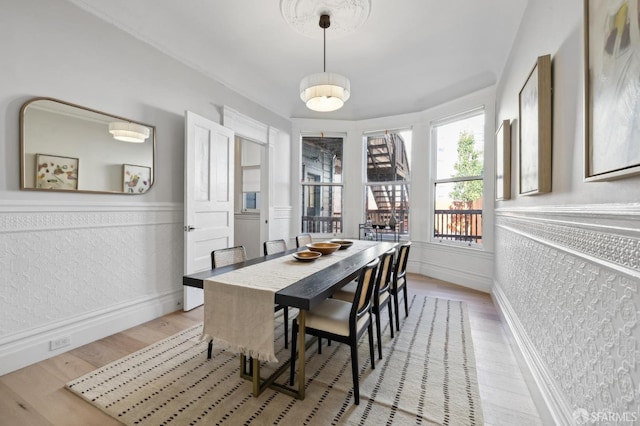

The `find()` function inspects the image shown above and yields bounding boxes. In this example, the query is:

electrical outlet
[50,336,70,351]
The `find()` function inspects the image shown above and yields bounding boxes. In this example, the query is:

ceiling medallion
[280,0,371,40]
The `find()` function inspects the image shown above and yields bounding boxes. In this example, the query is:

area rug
[66,296,483,425]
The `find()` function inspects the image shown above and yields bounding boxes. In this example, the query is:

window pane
[243,192,260,210]
[301,185,342,233]
[434,181,483,243]
[365,131,411,182]
[365,183,410,237]
[302,136,343,183]
[436,113,484,180]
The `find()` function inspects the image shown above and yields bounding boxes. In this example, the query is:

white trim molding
[223,105,269,145]
[0,201,182,233]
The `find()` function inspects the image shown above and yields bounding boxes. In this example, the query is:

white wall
[494,0,640,423]
[291,85,496,293]
[0,0,291,375]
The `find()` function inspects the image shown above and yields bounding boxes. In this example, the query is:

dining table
[182,239,398,399]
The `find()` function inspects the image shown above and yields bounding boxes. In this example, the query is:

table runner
[203,240,378,362]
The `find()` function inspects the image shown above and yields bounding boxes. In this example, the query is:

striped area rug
[66,296,482,425]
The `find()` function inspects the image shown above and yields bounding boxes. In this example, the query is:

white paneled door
[183,111,235,311]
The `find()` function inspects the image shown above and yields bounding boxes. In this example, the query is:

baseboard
[405,240,493,293]
[407,259,491,293]
[491,282,573,426]
[0,289,183,376]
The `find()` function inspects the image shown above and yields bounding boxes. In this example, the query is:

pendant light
[299,14,351,112]
[108,121,150,143]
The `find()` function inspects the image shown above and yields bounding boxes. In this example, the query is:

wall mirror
[20,97,155,194]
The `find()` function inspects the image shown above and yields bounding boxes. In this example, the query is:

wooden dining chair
[207,246,247,359]
[295,233,312,248]
[263,239,290,349]
[207,245,290,363]
[263,239,287,256]
[391,241,411,331]
[289,257,380,405]
[333,248,396,359]
[211,245,246,268]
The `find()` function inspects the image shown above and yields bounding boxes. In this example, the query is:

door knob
[184,226,196,232]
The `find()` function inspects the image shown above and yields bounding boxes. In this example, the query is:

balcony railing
[302,216,342,234]
[434,209,482,243]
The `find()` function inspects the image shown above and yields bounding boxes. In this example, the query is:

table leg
[252,357,261,397]
[236,310,312,399]
[297,309,306,400]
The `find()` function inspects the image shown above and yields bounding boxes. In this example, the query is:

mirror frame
[20,97,156,194]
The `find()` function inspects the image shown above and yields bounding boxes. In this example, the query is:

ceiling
[65,0,529,121]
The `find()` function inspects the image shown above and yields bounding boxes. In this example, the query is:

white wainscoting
[234,213,261,259]
[271,205,293,246]
[0,201,184,375]
[493,205,640,425]
[408,240,494,293]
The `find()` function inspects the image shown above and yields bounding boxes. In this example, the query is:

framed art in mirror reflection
[36,153,79,190]
[123,164,151,193]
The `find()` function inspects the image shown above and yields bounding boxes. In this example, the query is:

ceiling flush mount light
[108,121,150,143]
[300,14,351,112]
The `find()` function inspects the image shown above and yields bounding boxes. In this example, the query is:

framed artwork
[35,154,79,190]
[518,54,552,195]
[123,164,151,193]
[584,0,640,181]
[495,119,511,200]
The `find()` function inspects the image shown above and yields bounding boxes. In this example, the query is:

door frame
[223,106,274,245]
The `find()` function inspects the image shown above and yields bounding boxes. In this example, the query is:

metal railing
[302,216,342,234]
[434,209,482,243]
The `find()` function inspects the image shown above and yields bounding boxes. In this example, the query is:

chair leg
[375,309,383,360]
[289,320,298,385]
[284,307,289,349]
[350,341,360,405]
[368,322,375,370]
[207,339,213,359]
[393,292,401,332]
[318,337,322,354]
[403,285,409,317]
[388,302,395,339]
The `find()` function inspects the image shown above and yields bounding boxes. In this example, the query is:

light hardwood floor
[0,274,543,426]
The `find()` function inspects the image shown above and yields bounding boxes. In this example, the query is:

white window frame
[431,107,485,248]
[362,129,412,240]
[300,133,345,237]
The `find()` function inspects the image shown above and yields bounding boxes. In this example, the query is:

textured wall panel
[495,208,640,418]
[0,204,182,338]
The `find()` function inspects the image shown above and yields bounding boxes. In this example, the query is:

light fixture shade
[300,72,351,112]
[108,122,150,143]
